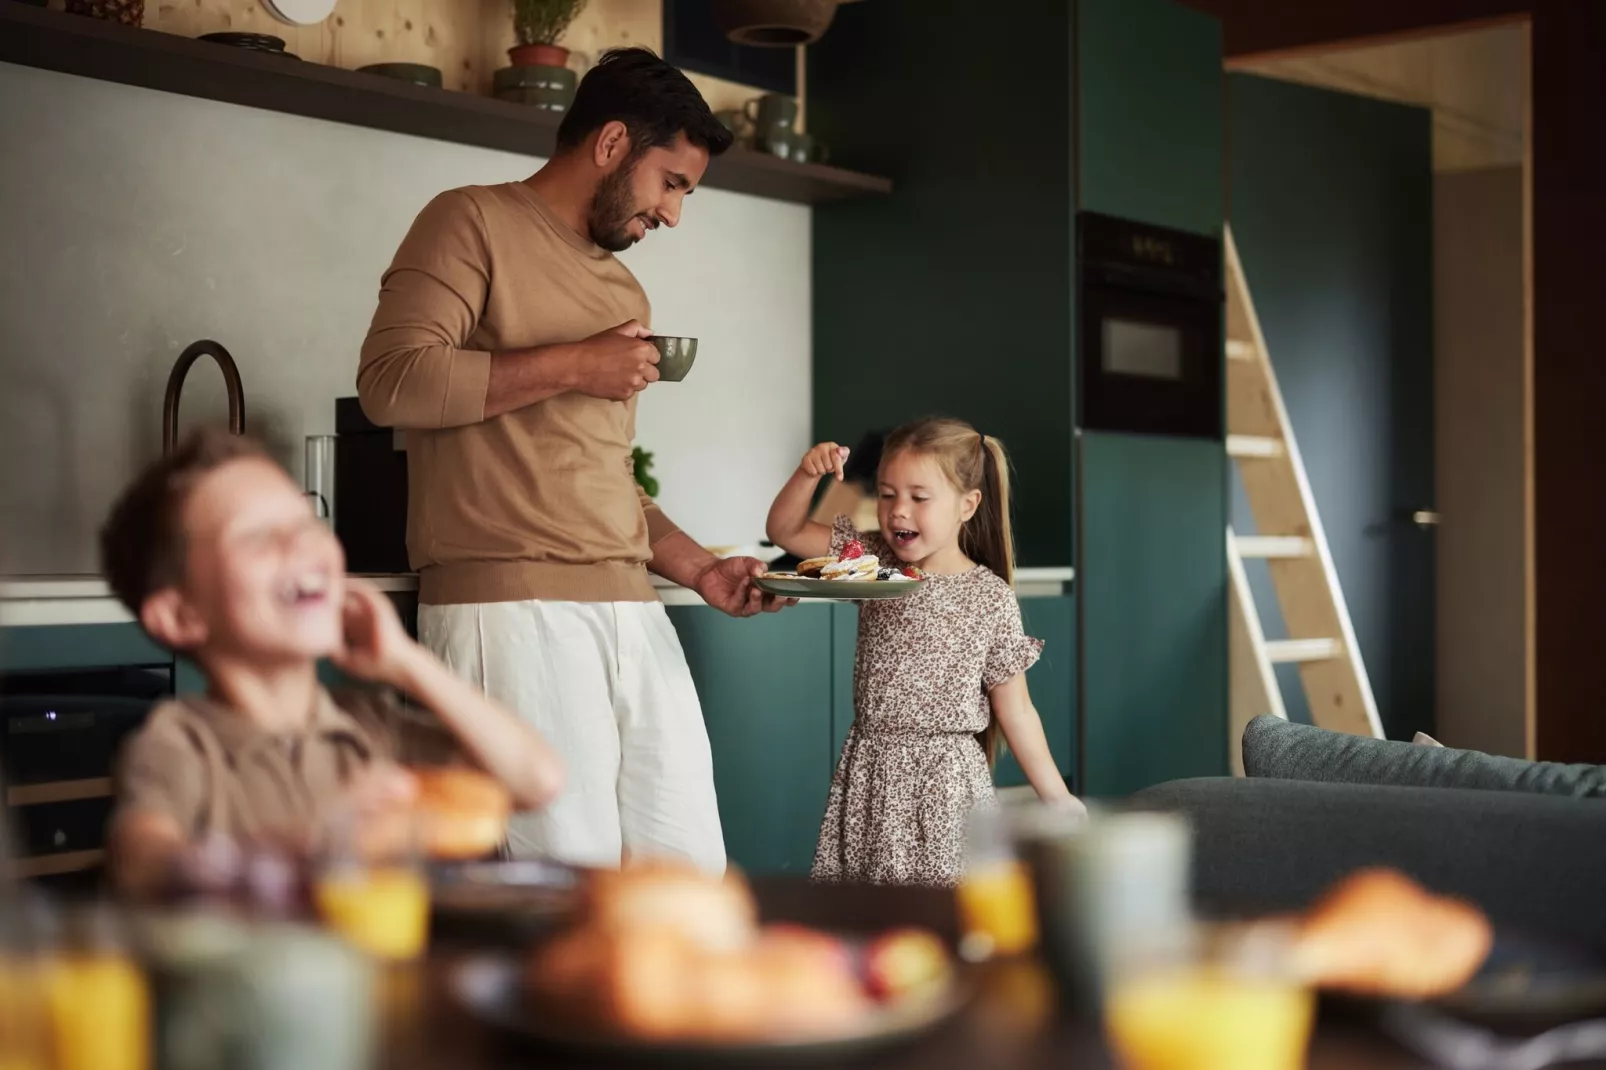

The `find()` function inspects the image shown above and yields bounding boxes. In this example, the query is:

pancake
[821,555,880,581]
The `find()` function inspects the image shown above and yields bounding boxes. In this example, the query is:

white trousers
[416,600,726,874]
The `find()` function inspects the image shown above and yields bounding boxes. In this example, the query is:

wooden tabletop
[389,877,1429,1070]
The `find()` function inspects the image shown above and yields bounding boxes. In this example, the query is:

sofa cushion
[1241,715,1606,798]
[1129,777,1606,946]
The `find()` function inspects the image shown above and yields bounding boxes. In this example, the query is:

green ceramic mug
[650,336,697,382]
[744,93,797,134]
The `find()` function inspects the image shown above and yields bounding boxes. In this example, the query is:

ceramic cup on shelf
[743,93,798,135]
[714,108,754,144]
[759,129,801,161]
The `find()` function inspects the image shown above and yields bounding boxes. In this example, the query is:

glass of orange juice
[956,804,1039,961]
[36,903,151,1070]
[313,809,430,963]
[1104,923,1314,1070]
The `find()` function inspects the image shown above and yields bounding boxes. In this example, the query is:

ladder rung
[1226,339,1256,361]
[1233,535,1313,559]
[1227,435,1284,459]
[1265,638,1341,664]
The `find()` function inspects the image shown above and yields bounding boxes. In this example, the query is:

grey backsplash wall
[0,62,811,575]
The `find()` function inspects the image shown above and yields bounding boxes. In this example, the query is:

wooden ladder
[1225,227,1383,773]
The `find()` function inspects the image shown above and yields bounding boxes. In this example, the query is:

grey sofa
[1128,717,1606,947]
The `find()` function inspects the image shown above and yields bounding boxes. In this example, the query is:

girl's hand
[333,579,422,687]
[800,442,849,481]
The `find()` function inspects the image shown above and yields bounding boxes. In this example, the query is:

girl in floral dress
[766,417,1082,886]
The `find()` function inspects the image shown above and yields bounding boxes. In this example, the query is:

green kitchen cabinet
[0,624,169,673]
[1077,0,1225,235]
[808,2,1077,569]
[1079,434,1228,796]
[668,604,835,875]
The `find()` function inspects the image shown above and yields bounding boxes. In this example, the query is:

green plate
[756,576,924,601]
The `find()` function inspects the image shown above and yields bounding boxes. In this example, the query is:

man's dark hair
[556,47,734,158]
[100,426,270,617]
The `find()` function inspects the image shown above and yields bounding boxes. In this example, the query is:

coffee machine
[333,397,409,574]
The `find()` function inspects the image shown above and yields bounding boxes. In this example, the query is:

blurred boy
[100,427,563,897]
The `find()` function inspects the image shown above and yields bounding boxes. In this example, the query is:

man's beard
[587,158,649,253]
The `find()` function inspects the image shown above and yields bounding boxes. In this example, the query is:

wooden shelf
[0,4,893,206]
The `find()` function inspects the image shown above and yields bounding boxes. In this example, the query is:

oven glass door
[1080,283,1222,440]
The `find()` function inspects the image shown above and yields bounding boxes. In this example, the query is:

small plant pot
[508,42,569,68]
[493,64,578,111]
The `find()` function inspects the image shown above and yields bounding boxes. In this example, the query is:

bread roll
[411,766,511,860]
[1290,868,1492,999]
[582,862,757,953]
[525,864,902,1043]
[527,927,693,1039]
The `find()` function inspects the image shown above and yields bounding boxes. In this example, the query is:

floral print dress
[811,517,1044,887]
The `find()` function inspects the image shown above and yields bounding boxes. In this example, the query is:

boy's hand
[342,762,420,859]
[800,442,849,481]
[333,579,421,687]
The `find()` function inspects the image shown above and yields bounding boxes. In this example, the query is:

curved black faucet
[163,339,245,456]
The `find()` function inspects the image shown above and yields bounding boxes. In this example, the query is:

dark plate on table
[449,951,970,1064]
[429,859,581,943]
[1326,932,1606,1035]
[1377,938,1606,1070]
[1429,932,1606,1027]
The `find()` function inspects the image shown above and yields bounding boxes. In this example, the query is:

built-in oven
[1077,212,1223,439]
[1,664,171,887]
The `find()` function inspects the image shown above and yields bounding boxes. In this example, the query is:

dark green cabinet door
[668,605,834,875]
[995,596,1077,790]
[1076,0,1224,237]
[0,624,169,673]
[808,1,1076,569]
[1080,433,1227,796]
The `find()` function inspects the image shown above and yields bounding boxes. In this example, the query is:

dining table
[384,875,1434,1070]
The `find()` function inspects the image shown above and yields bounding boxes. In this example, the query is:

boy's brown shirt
[113,687,453,845]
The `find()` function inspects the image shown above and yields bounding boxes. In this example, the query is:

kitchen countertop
[0,568,1075,627]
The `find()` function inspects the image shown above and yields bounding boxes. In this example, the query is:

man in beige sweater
[357,49,783,873]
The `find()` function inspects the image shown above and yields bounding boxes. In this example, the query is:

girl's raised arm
[766,442,850,561]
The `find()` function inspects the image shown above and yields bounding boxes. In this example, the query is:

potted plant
[632,446,659,498]
[509,0,587,69]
